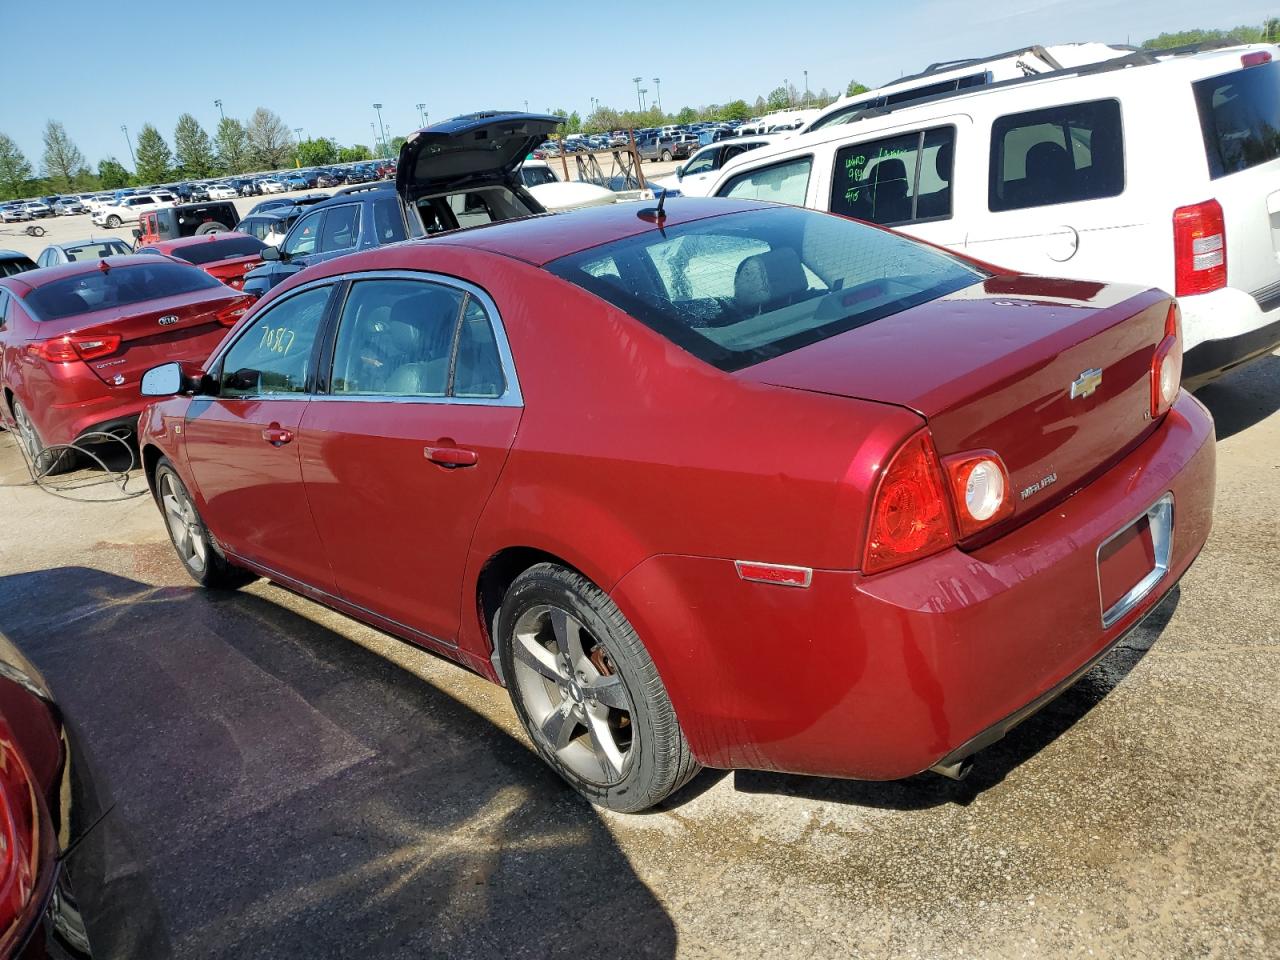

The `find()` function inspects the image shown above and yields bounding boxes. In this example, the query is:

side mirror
[140,362,182,397]
[260,245,282,262]
[675,165,684,180]
[131,227,142,239]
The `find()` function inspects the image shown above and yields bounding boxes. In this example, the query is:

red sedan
[135,231,267,291]
[0,257,252,473]
[136,198,1215,811]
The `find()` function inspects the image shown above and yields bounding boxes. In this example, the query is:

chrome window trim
[315,269,524,409]
[1097,492,1174,629]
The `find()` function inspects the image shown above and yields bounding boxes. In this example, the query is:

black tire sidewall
[154,459,253,590]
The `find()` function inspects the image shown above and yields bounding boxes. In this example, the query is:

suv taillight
[1173,199,1226,297]
[1152,301,1183,418]
[863,430,955,574]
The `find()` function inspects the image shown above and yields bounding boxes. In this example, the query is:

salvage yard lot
[0,349,1276,957]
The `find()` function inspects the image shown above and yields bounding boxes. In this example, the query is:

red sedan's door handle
[424,443,478,468]
[262,424,294,446]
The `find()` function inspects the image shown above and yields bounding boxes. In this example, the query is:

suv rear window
[25,263,220,320]
[547,205,983,371]
[171,235,265,265]
[1194,61,1280,178]
[989,99,1124,211]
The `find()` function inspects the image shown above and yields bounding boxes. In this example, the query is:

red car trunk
[742,274,1173,533]
[199,254,261,290]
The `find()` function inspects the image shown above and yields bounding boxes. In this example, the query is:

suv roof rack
[335,182,394,197]
[883,45,1066,88]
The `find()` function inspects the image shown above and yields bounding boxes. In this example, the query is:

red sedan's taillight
[0,730,39,946]
[1173,199,1226,297]
[216,295,254,327]
[863,429,955,574]
[941,450,1014,539]
[1152,301,1183,419]
[26,334,122,363]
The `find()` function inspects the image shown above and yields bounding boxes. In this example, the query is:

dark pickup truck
[637,133,699,163]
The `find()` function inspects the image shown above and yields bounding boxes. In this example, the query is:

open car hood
[396,111,563,203]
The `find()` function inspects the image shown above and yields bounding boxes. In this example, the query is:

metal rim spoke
[539,704,578,751]
[584,673,629,710]
[512,630,561,684]
[585,710,625,780]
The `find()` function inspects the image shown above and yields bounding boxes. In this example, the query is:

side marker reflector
[734,561,813,588]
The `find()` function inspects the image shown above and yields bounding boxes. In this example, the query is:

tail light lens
[1173,199,1226,296]
[942,451,1014,538]
[0,729,39,943]
[26,334,121,363]
[216,295,254,327]
[863,430,955,574]
[1152,301,1183,418]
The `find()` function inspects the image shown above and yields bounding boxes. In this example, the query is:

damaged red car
[137,197,1215,811]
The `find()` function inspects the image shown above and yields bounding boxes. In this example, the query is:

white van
[709,44,1280,387]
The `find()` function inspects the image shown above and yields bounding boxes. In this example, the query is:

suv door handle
[424,443,478,468]
[262,425,294,446]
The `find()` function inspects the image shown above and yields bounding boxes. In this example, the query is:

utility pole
[370,122,379,156]
[639,88,648,111]
[784,78,790,107]
[803,70,809,108]
[632,77,643,112]
[214,99,224,120]
[120,124,136,168]
[372,103,385,157]
[416,103,426,126]
[652,78,662,113]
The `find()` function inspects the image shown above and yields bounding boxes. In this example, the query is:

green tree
[337,144,372,163]
[0,133,34,200]
[1141,25,1263,49]
[388,135,407,156]
[675,106,698,124]
[134,123,173,184]
[41,120,85,191]
[847,80,870,97]
[214,117,250,174]
[173,113,216,178]
[296,137,339,166]
[246,107,293,170]
[97,157,130,190]
[718,99,752,122]
[1265,17,1280,42]
[766,86,792,111]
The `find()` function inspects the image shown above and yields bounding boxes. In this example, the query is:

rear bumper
[610,392,1216,780]
[1182,313,1280,388]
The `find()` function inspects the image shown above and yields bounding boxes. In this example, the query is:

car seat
[734,248,810,316]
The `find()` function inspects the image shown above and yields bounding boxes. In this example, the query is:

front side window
[989,99,1124,211]
[716,156,812,207]
[1194,61,1280,178]
[830,126,955,225]
[548,205,983,371]
[681,148,718,177]
[219,286,330,397]
[283,210,322,256]
[318,205,360,252]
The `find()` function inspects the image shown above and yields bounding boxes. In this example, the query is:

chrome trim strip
[1098,492,1174,629]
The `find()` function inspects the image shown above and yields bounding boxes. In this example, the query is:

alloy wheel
[12,402,44,468]
[160,472,208,574]
[510,604,634,785]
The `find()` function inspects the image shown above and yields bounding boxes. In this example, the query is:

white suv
[91,194,174,228]
[710,43,1280,387]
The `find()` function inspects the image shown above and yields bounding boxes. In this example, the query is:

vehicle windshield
[25,262,221,320]
[170,235,266,265]
[522,165,558,187]
[546,205,985,371]
[1194,60,1280,178]
[61,240,132,260]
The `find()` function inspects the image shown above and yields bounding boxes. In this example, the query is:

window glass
[1194,61,1280,179]
[989,99,1123,211]
[26,262,220,321]
[284,210,322,256]
[717,156,812,206]
[330,280,463,397]
[372,197,407,244]
[318,204,360,252]
[681,148,718,177]
[172,235,265,265]
[451,297,506,399]
[220,286,330,397]
[830,126,955,225]
[62,240,131,261]
[549,205,982,372]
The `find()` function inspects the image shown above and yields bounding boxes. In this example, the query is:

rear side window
[372,197,407,244]
[172,235,265,265]
[989,99,1124,211]
[319,205,360,252]
[1194,61,1280,178]
[830,126,955,225]
[25,263,220,320]
[717,156,812,207]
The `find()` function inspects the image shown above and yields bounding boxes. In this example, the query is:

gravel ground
[0,355,1276,953]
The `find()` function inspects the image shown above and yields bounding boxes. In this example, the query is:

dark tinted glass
[26,262,220,320]
[319,204,360,252]
[171,235,265,265]
[547,206,983,372]
[830,126,955,225]
[989,98,1124,211]
[0,256,35,278]
[372,197,407,243]
[1194,61,1280,178]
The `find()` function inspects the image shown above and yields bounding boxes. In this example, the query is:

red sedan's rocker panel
[608,393,1214,779]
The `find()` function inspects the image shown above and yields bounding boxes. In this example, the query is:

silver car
[54,198,87,216]
[0,205,31,223]
[33,237,134,268]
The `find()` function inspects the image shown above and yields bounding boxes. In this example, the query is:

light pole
[784,78,790,107]
[639,88,648,111]
[416,103,426,126]
[370,122,379,157]
[372,103,385,156]
[803,70,809,107]
[652,77,662,113]
[294,127,304,141]
[632,77,643,112]
[214,99,224,121]
[120,124,136,168]
[524,99,529,112]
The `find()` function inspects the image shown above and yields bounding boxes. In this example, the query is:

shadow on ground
[735,586,1180,810]
[0,566,675,960]
[1194,353,1280,441]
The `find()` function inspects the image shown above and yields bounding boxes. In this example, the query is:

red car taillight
[26,334,122,363]
[941,451,1014,539]
[216,295,254,327]
[1151,301,1183,418]
[1173,199,1226,297]
[0,731,39,944]
[863,430,955,574]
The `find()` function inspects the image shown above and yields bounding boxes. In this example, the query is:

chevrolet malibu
[136,199,1215,812]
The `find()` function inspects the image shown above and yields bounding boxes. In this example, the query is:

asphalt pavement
[0,352,1276,959]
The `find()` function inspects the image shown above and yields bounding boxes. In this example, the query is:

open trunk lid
[742,274,1174,529]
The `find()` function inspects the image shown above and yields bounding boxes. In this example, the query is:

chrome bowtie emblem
[1070,367,1103,399]
[157,314,179,326]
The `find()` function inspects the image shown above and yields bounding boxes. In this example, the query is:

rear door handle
[262,425,294,446]
[424,444,478,468]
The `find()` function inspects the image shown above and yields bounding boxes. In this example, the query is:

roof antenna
[638,188,669,225]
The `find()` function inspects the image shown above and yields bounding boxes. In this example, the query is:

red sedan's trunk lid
[200,254,262,291]
[742,275,1173,530]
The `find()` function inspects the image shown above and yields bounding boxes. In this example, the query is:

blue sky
[2,0,1273,169]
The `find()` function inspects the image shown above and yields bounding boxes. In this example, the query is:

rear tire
[10,399,77,476]
[661,150,673,162]
[154,459,256,590]
[499,563,700,812]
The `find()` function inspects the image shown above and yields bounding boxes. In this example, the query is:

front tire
[106,215,121,228]
[154,460,256,590]
[499,563,700,812]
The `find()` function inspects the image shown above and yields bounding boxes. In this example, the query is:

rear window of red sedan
[24,261,221,321]
[546,205,984,371]
[168,235,266,266]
